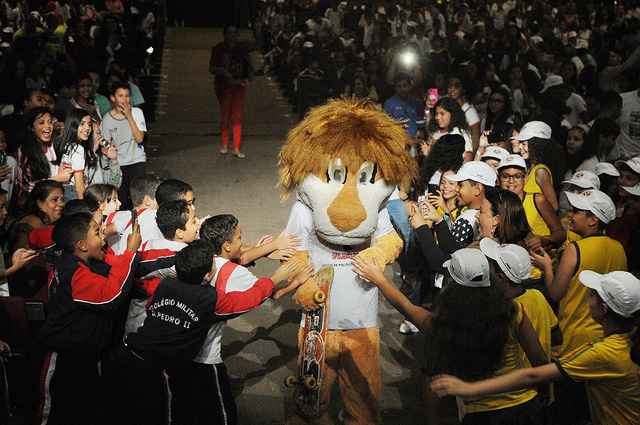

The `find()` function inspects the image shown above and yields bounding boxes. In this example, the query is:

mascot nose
[327,179,367,232]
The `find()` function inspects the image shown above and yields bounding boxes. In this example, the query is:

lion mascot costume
[279,98,417,424]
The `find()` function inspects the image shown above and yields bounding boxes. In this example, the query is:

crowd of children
[0,175,303,425]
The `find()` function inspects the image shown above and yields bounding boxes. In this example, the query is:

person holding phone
[101,81,147,210]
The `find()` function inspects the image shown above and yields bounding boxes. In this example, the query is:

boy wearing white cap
[431,271,640,425]
[480,146,509,170]
[536,189,627,358]
[415,161,497,250]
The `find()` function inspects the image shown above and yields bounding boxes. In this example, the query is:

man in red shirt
[209,25,252,159]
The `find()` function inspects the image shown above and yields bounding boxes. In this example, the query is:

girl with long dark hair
[432,271,640,425]
[15,108,72,211]
[56,109,98,200]
[353,249,546,424]
[430,97,473,161]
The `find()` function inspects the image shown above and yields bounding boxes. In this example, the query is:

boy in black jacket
[121,238,311,425]
[36,212,142,425]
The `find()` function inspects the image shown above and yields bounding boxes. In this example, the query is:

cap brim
[579,270,604,291]
[565,191,591,211]
[511,133,532,141]
[446,173,468,182]
[623,185,640,196]
[479,238,500,261]
[562,178,592,189]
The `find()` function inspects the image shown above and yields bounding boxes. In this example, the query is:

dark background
[168,0,253,28]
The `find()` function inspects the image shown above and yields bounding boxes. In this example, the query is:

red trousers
[215,84,246,150]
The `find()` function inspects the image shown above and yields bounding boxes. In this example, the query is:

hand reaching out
[352,256,385,286]
[268,248,296,260]
[430,374,473,398]
[272,263,314,300]
[256,234,273,247]
[10,248,39,271]
[274,233,301,251]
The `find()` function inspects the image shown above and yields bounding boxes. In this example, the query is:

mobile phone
[428,88,439,103]
[0,151,6,166]
[130,209,138,227]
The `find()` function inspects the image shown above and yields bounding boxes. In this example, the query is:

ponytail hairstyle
[21,107,55,181]
[528,137,567,190]
[56,108,97,169]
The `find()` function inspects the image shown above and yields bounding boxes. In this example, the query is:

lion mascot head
[278,98,418,246]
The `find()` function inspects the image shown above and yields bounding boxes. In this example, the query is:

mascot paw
[354,248,385,272]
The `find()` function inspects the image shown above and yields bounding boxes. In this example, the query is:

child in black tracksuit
[36,212,142,425]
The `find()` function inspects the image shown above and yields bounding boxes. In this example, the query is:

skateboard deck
[287,265,334,418]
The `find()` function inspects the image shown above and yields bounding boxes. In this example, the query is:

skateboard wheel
[304,376,318,389]
[313,290,326,304]
[285,375,298,388]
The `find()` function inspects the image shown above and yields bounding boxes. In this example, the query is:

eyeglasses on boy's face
[499,172,525,181]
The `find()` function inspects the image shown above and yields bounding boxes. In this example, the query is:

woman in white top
[447,76,481,153]
[430,97,473,161]
[56,109,97,200]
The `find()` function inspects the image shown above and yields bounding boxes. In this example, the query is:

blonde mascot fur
[279,98,417,424]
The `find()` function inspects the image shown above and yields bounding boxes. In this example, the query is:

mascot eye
[358,162,377,185]
[327,159,347,184]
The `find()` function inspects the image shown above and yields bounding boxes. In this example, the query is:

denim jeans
[385,198,411,255]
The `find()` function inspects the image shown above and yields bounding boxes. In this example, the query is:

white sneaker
[399,320,419,335]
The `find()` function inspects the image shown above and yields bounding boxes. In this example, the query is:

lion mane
[278,97,419,197]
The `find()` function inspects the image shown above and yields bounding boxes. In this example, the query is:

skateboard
[285,265,334,418]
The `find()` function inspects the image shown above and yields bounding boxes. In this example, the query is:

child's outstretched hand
[268,248,296,260]
[274,233,301,251]
[273,263,314,300]
[352,256,385,286]
[256,234,273,247]
[10,248,39,272]
[430,374,473,398]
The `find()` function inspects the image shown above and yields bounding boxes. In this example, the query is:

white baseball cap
[443,248,491,288]
[562,170,601,190]
[622,183,640,196]
[447,161,497,187]
[594,162,620,177]
[615,156,640,175]
[579,271,640,318]
[511,121,552,141]
[481,146,510,162]
[497,154,528,171]
[479,238,532,284]
[566,189,616,223]
[540,74,564,93]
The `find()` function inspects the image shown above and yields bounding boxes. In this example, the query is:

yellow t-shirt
[555,236,627,357]
[515,289,558,365]
[558,333,640,425]
[523,163,552,237]
[465,302,538,413]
